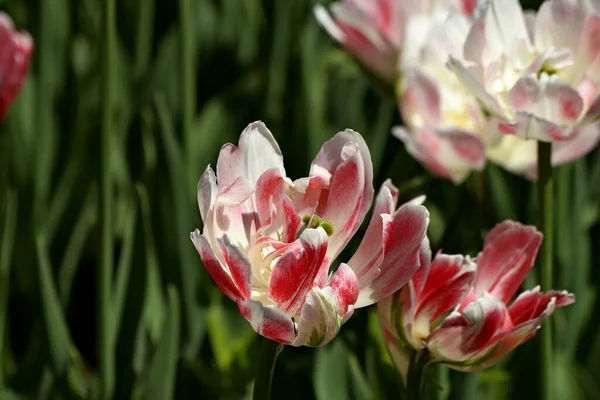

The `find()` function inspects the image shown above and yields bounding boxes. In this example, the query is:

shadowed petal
[238,300,296,344]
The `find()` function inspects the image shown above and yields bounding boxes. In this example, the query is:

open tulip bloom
[448,0,600,143]
[0,12,33,119]
[379,220,574,377]
[314,0,478,83]
[191,122,429,346]
[393,0,600,183]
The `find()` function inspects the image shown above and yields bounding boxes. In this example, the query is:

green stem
[406,349,430,400]
[99,0,115,398]
[252,339,283,400]
[537,141,553,400]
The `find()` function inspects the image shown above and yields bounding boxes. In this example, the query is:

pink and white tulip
[394,4,600,182]
[191,121,429,346]
[448,0,600,142]
[314,0,478,82]
[0,12,33,119]
[379,221,574,373]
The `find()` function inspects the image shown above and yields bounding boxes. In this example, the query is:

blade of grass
[58,189,97,306]
[134,0,156,78]
[139,285,181,400]
[99,0,116,397]
[35,233,71,374]
[112,195,139,338]
[0,189,17,386]
[155,94,203,359]
[179,0,195,167]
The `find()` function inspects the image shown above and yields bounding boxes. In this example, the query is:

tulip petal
[473,221,542,304]
[427,296,508,363]
[191,230,246,302]
[329,263,359,316]
[458,289,574,371]
[401,70,442,126]
[508,286,575,326]
[238,299,296,344]
[410,236,432,297]
[551,122,600,167]
[216,235,252,300]
[255,167,286,227]
[354,203,429,308]
[292,287,343,347]
[447,56,508,119]
[197,166,218,224]
[508,76,540,112]
[542,79,584,125]
[311,130,374,259]
[268,228,328,316]
[216,121,285,188]
[347,182,396,288]
[411,254,476,342]
[282,195,302,243]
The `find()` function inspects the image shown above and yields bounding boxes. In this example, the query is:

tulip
[448,0,600,142]
[394,6,600,183]
[191,121,429,346]
[0,12,33,119]
[314,0,478,82]
[379,220,574,373]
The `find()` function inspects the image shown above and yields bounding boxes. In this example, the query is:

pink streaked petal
[313,130,373,259]
[268,228,328,316]
[255,168,286,226]
[329,263,359,316]
[447,56,508,119]
[438,128,487,166]
[513,112,576,142]
[579,13,600,82]
[347,182,395,287]
[292,287,343,347]
[508,286,575,325]
[543,79,584,124]
[354,203,429,308]
[190,230,244,302]
[216,121,285,188]
[322,142,365,258]
[473,221,542,304]
[216,235,252,300]
[551,122,600,167]
[460,291,573,371]
[238,300,296,344]
[217,176,254,206]
[410,236,432,297]
[427,296,508,363]
[282,196,301,243]
[412,255,476,341]
[393,126,455,182]
[402,70,442,126]
[508,76,540,112]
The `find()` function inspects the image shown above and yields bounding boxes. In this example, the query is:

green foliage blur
[0,0,599,398]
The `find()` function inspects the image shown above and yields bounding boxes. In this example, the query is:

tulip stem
[537,141,553,400]
[406,349,430,400]
[253,338,283,400]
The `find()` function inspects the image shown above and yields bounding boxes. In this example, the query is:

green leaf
[35,233,71,374]
[140,285,181,400]
[0,189,17,385]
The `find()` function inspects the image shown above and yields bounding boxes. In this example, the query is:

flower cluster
[378,221,574,374]
[317,0,600,183]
